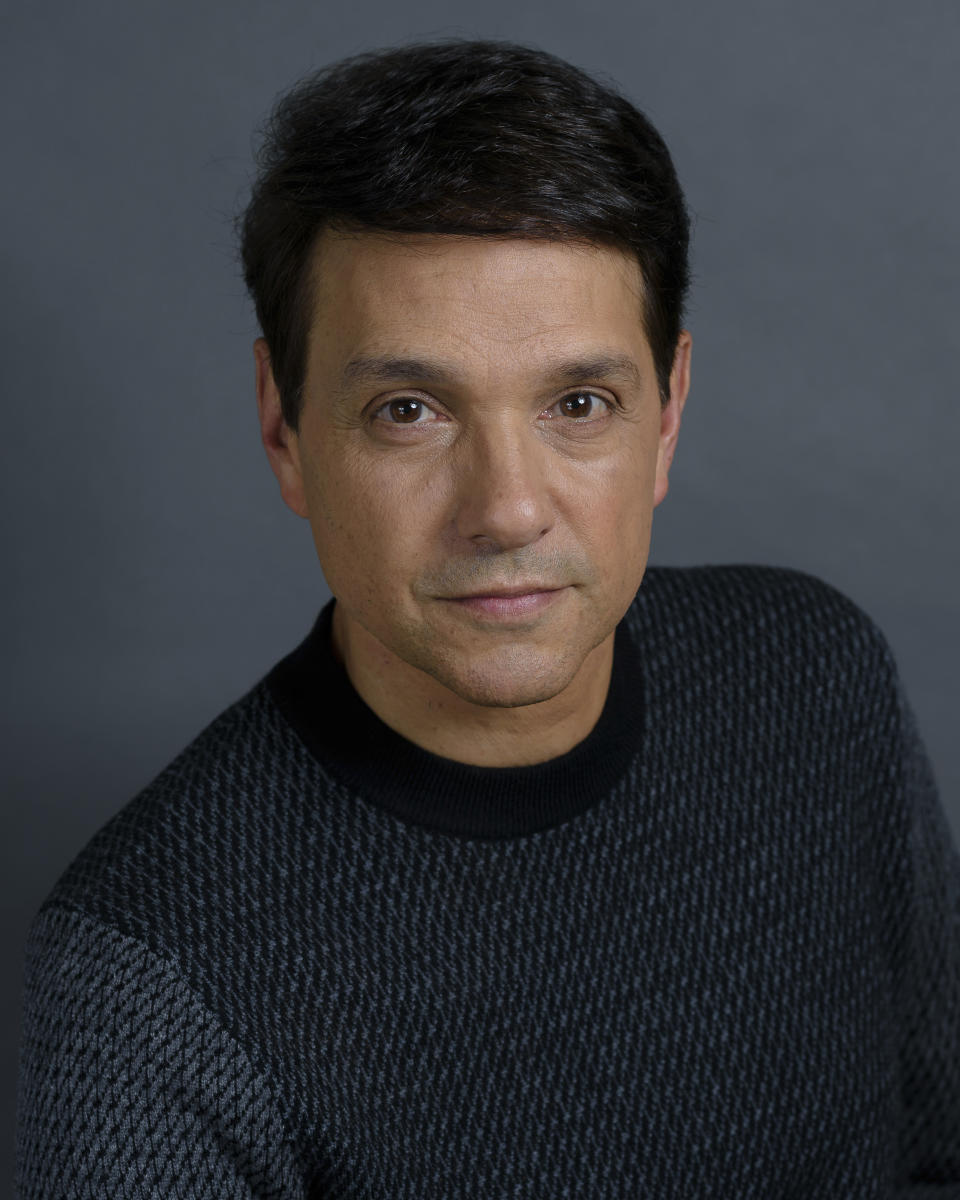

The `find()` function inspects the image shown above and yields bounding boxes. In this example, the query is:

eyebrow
[337,352,646,392]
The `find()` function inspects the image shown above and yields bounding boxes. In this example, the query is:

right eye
[371,397,444,425]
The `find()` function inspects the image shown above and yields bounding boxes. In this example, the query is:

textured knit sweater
[16,565,960,1199]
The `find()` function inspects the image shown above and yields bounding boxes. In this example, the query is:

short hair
[240,39,691,428]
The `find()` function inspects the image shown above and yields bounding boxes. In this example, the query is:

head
[241,39,690,426]
[243,41,692,719]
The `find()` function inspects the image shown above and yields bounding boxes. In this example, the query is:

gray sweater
[16,566,960,1197]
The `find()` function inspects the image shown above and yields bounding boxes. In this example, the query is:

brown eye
[386,398,425,423]
[557,392,609,419]
[371,395,445,430]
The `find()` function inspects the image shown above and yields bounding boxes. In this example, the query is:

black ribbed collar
[266,598,644,839]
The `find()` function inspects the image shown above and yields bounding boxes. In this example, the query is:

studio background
[3,0,957,1181]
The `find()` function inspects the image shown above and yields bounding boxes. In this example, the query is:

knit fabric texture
[16,565,960,1198]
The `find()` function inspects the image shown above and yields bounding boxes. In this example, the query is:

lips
[447,585,562,600]
[443,587,568,620]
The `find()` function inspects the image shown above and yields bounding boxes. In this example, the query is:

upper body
[17,566,960,1197]
[17,38,960,1198]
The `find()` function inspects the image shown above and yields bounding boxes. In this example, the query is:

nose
[453,422,554,551]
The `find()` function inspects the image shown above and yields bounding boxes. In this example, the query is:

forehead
[306,231,652,376]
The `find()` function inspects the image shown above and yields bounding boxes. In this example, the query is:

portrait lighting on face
[242,39,692,765]
[255,232,690,765]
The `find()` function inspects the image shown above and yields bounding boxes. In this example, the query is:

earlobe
[254,338,309,519]
[653,330,692,508]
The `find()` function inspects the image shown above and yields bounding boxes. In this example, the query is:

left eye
[549,392,611,420]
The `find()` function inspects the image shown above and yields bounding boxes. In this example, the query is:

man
[16,39,960,1198]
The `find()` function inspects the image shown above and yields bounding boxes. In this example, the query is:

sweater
[15,565,960,1198]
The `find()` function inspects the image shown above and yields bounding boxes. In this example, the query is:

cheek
[304,450,435,583]
[573,442,658,546]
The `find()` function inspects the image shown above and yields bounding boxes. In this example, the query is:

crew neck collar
[266,598,644,839]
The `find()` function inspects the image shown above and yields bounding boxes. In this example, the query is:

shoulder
[636,562,891,648]
[631,563,900,700]
[37,679,306,945]
[638,561,877,626]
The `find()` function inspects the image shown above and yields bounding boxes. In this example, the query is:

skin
[257,231,691,767]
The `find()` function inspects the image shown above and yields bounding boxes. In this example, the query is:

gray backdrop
[4,0,958,1181]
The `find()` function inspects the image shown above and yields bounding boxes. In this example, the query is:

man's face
[262,231,689,710]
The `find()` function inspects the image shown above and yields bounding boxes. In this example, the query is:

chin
[424,645,583,710]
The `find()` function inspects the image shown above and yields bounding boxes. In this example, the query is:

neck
[265,594,646,837]
[330,600,615,768]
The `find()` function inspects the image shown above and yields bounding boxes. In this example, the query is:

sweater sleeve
[16,904,305,1200]
[893,697,960,1196]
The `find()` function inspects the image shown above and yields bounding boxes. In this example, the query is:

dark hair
[240,39,691,428]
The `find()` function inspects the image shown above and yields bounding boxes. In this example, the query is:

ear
[653,330,692,508]
[255,338,309,518]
